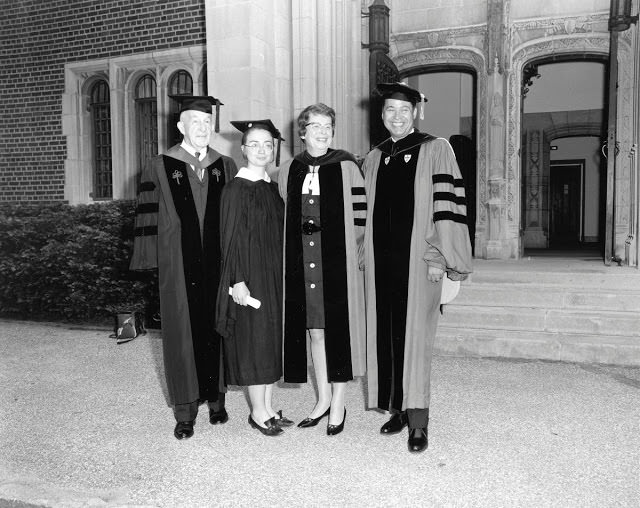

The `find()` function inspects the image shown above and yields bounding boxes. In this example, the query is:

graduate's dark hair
[240,125,275,163]
[240,125,275,146]
[297,103,335,139]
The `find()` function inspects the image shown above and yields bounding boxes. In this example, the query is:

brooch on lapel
[211,168,221,182]
[404,154,412,163]
[384,156,390,165]
[172,170,183,185]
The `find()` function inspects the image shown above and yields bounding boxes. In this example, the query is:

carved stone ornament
[507,29,616,228]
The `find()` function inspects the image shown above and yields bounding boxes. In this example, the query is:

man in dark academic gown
[362,83,472,453]
[130,96,237,440]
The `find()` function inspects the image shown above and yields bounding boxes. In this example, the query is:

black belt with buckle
[302,220,321,235]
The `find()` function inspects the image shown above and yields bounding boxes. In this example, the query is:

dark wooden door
[369,52,399,147]
[549,164,582,247]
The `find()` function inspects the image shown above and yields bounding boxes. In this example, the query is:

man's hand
[427,265,445,283]
[232,281,250,306]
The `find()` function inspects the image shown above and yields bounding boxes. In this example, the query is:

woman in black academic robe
[278,104,367,436]
[216,120,290,436]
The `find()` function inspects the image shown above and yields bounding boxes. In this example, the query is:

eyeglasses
[305,123,333,134]
[243,142,274,151]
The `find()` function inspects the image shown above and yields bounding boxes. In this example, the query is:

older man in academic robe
[130,96,237,440]
[362,82,472,453]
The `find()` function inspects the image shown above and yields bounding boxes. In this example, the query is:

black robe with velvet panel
[130,144,237,406]
[278,149,367,384]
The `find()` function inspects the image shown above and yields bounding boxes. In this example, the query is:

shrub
[0,201,158,325]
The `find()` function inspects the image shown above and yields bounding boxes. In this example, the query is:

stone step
[439,305,640,337]
[436,258,640,366]
[469,259,640,290]
[454,284,640,312]
[436,325,640,366]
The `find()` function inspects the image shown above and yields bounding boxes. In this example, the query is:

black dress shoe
[273,410,294,427]
[380,412,407,435]
[209,408,229,425]
[327,408,346,436]
[297,407,330,428]
[248,415,283,436]
[174,420,195,440]
[408,427,428,453]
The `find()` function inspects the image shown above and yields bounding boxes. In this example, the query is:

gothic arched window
[90,80,112,199]
[167,70,193,148]
[135,74,158,178]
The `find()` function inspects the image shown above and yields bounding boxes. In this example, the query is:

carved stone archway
[394,47,488,236]
[508,32,636,261]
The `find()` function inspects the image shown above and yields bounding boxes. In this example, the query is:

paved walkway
[1,320,639,507]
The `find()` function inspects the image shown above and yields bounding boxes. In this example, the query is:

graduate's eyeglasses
[244,142,274,151]
[304,123,333,134]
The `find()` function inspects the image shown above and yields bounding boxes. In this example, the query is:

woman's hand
[232,281,250,306]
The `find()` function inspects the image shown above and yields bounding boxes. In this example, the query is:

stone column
[291,0,367,157]
[481,0,517,258]
[633,12,640,266]
[205,0,366,167]
[205,0,294,166]
[484,57,510,258]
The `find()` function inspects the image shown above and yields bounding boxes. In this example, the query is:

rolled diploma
[228,287,261,309]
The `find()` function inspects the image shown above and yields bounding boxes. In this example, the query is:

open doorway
[404,71,477,254]
[520,59,607,257]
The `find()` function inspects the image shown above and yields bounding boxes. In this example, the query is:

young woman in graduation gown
[278,103,367,435]
[215,120,292,436]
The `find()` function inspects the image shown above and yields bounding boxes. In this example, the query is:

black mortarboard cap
[173,95,224,132]
[231,119,285,166]
[375,82,427,119]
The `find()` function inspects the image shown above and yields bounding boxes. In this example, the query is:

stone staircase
[436,257,640,366]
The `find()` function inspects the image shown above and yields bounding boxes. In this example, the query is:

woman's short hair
[297,103,335,138]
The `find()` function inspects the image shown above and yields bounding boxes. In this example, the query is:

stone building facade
[1,0,639,265]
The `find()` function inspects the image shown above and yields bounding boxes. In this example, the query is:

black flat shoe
[174,420,195,440]
[327,408,346,436]
[380,412,407,435]
[248,415,283,436]
[273,410,294,427]
[297,407,330,428]
[209,408,229,425]
[408,427,428,453]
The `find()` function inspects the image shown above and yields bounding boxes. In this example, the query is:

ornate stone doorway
[516,55,608,258]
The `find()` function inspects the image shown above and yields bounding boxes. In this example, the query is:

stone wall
[0,0,206,202]
[386,0,639,262]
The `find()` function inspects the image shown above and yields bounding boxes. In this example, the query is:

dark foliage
[0,201,158,325]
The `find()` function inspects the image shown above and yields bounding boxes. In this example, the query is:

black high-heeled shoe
[297,407,330,428]
[248,415,283,436]
[326,408,346,436]
[273,410,295,427]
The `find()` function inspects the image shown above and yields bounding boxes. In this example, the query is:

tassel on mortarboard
[214,98,222,133]
[175,95,224,132]
[275,134,282,166]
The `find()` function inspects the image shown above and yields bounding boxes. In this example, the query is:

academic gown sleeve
[129,158,160,271]
[215,181,250,339]
[345,160,367,271]
[422,138,473,280]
